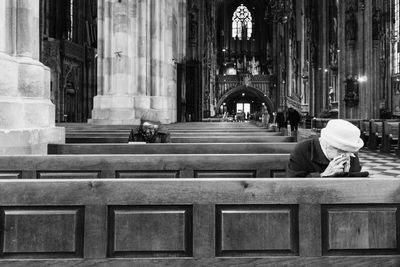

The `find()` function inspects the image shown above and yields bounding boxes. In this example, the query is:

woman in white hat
[287,119,367,177]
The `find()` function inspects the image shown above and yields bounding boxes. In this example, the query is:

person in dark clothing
[276,110,286,132]
[287,119,368,177]
[128,111,170,143]
[287,107,301,132]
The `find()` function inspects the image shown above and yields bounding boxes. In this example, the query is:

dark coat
[287,138,362,177]
[276,112,286,128]
[128,129,170,143]
[287,109,301,126]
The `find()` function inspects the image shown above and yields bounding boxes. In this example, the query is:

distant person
[287,107,301,132]
[222,111,228,121]
[265,112,270,128]
[128,111,170,143]
[287,119,368,177]
[276,109,286,132]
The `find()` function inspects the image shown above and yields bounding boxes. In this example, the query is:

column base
[0,127,65,155]
[88,117,140,125]
[90,95,177,125]
[90,95,138,125]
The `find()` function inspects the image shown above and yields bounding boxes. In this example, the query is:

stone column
[90,0,137,124]
[0,0,64,155]
[337,0,345,118]
[91,0,185,125]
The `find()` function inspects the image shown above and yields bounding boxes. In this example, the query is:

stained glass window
[232,4,253,40]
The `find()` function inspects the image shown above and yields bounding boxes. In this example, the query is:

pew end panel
[380,122,400,154]
[368,120,383,150]
[360,120,370,147]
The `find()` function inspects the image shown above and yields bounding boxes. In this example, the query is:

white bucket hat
[320,119,364,152]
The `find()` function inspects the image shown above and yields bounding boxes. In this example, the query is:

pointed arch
[232,4,253,40]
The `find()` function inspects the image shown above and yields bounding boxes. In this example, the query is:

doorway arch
[216,85,275,115]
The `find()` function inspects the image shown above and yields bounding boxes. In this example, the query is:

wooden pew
[170,132,282,137]
[380,121,400,154]
[64,126,273,134]
[48,142,297,155]
[65,127,274,134]
[0,154,290,178]
[65,132,282,138]
[0,178,399,266]
[64,122,282,143]
[168,128,273,133]
[60,122,266,131]
[367,120,383,150]
[170,136,295,143]
[65,135,295,144]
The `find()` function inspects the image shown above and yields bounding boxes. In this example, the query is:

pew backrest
[0,154,290,179]
[48,143,296,155]
[170,136,295,143]
[0,178,399,266]
[65,136,296,144]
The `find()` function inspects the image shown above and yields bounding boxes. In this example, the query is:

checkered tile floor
[359,148,400,178]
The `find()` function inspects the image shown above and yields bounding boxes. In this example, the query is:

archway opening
[217,85,274,119]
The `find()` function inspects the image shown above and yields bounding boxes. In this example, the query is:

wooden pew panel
[216,205,298,256]
[0,172,21,179]
[322,205,400,255]
[194,170,256,178]
[108,206,192,258]
[0,206,84,259]
[37,171,101,179]
[116,171,180,179]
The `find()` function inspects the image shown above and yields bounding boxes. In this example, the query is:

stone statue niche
[344,75,359,107]
[345,3,357,42]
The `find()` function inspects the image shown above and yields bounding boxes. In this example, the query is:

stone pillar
[0,0,64,155]
[91,0,185,125]
[321,0,328,111]
[337,0,345,119]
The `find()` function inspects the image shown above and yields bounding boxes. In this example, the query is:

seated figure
[128,111,170,143]
[287,119,368,177]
